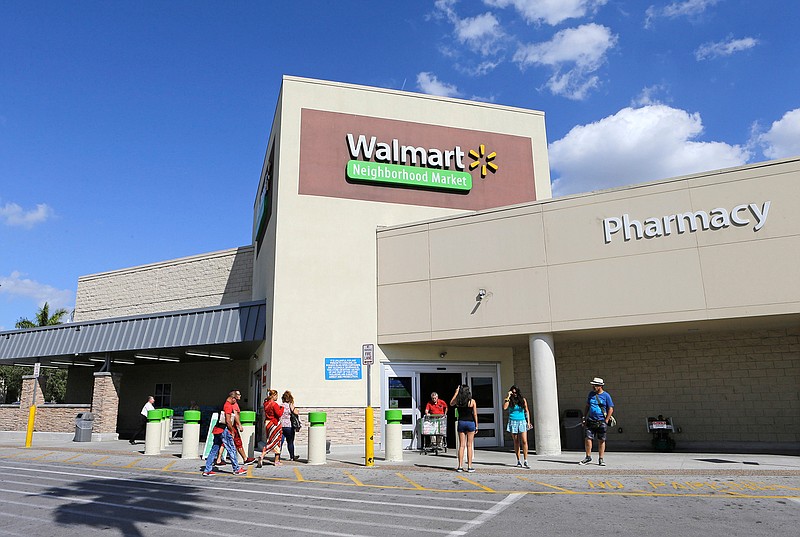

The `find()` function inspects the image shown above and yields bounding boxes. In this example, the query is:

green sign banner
[347,160,472,192]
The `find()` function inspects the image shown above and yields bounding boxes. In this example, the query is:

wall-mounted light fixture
[477,289,487,300]
[439,351,447,359]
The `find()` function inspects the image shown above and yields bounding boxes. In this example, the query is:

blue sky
[1,0,799,330]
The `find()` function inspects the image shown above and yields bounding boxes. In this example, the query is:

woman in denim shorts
[450,384,478,473]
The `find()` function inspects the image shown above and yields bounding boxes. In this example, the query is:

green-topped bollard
[181,410,202,459]
[166,408,174,446]
[239,410,257,462]
[307,412,326,465]
[385,409,403,462]
[145,409,163,455]
[160,408,169,450]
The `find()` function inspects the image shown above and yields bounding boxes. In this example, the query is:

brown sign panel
[298,109,538,210]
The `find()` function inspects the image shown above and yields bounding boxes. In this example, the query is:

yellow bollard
[25,405,36,448]
[365,406,374,467]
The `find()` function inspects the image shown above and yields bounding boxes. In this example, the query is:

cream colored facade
[251,77,552,427]
[377,158,800,452]
[38,77,797,452]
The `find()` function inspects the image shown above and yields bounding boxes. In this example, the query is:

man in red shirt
[425,392,448,416]
[203,391,247,476]
[215,390,256,466]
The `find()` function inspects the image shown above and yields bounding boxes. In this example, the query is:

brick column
[91,372,122,441]
[18,375,45,431]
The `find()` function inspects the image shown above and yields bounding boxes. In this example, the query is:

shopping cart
[419,415,447,455]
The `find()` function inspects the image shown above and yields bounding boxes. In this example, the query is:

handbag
[290,411,302,431]
[595,394,617,427]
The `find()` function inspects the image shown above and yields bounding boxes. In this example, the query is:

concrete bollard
[181,410,202,459]
[144,409,163,455]
[239,410,256,462]
[160,409,169,450]
[307,412,327,465]
[384,409,403,462]
[166,408,174,446]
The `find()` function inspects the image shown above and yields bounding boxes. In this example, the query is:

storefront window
[154,383,171,408]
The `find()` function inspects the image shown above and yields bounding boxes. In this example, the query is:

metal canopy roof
[0,301,266,363]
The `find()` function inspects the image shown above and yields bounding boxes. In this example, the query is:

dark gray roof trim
[0,301,266,361]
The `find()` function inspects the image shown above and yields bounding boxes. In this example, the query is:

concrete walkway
[2,435,798,475]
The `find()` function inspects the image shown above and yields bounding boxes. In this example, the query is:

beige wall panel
[548,250,707,323]
[430,267,550,332]
[377,229,431,285]
[429,211,547,279]
[688,169,800,246]
[543,185,697,265]
[377,281,432,336]
[701,235,800,310]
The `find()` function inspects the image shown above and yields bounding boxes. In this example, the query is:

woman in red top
[257,389,284,467]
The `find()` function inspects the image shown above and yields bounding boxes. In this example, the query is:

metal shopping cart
[419,415,447,455]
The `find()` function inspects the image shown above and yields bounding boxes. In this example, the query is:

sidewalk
[3,435,799,475]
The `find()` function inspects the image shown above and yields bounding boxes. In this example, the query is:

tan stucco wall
[74,246,254,321]
[252,76,552,409]
[377,158,800,341]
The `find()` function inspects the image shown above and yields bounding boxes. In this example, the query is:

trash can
[562,409,584,450]
[73,412,95,442]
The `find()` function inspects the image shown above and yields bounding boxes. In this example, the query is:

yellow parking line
[457,474,495,492]
[60,453,83,463]
[122,458,142,469]
[30,452,55,461]
[293,467,305,482]
[90,456,110,466]
[516,477,578,494]
[395,472,425,489]
[343,470,364,486]
[161,461,176,471]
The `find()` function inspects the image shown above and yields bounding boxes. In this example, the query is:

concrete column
[91,372,121,441]
[529,333,561,456]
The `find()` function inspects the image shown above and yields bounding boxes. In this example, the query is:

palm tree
[1,303,72,403]
[15,302,71,329]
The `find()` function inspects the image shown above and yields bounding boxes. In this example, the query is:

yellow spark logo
[468,144,498,178]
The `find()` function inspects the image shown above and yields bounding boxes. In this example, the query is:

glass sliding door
[382,362,501,450]
[466,373,500,448]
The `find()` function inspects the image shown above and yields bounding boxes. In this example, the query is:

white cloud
[455,12,505,56]
[757,109,800,160]
[632,85,668,106]
[645,0,720,28]
[514,23,617,99]
[485,0,608,26]
[417,72,461,98]
[549,105,751,196]
[0,271,74,313]
[434,1,506,58]
[695,36,759,60]
[0,202,54,228]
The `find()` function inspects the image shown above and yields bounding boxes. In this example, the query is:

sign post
[25,362,41,448]
[362,344,374,467]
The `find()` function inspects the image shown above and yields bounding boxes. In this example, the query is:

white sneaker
[516,460,522,467]
[523,460,530,469]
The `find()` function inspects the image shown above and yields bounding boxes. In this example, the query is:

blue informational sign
[325,357,362,380]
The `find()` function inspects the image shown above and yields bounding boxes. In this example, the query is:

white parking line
[447,493,525,536]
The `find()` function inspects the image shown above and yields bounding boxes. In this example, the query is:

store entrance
[381,362,501,450]
[419,372,461,450]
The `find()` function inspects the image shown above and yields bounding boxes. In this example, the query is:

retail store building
[1,76,798,454]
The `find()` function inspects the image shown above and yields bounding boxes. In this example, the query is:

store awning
[0,301,266,364]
